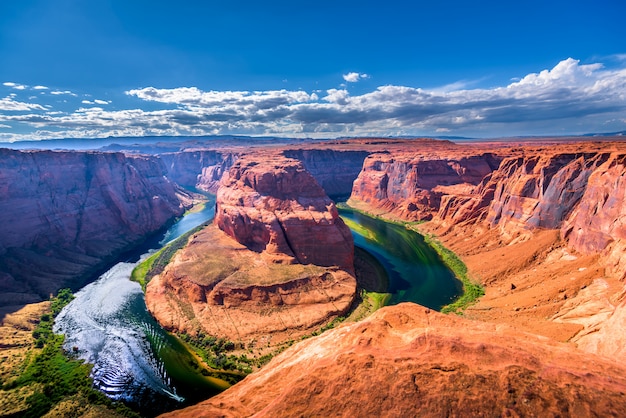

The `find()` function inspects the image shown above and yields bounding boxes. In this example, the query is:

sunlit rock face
[215,153,354,272]
[0,148,186,306]
[161,303,626,418]
[349,152,501,221]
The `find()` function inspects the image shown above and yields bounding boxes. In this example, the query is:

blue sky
[0,0,625,141]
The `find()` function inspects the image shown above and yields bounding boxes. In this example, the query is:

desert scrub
[421,233,484,314]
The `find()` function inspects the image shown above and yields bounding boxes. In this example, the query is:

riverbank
[337,203,472,312]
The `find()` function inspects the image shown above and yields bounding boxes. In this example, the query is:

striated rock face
[0,148,186,307]
[349,152,500,221]
[162,303,626,418]
[560,154,626,276]
[481,153,610,237]
[146,225,356,346]
[215,154,354,272]
[282,149,369,197]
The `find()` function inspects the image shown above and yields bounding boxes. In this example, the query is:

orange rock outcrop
[215,154,354,272]
[162,303,626,418]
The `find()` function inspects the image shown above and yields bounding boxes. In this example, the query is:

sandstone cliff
[282,149,369,197]
[161,303,626,418]
[159,150,237,192]
[345,143,626,362]
[0,148,186,308]
[349,152,501,221]
[215,154,354,272]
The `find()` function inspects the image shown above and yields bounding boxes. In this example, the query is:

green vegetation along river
[339,206,463,310]
[53,200,463,416]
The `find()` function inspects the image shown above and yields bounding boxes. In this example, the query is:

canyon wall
[282,149,369,197]
[348,152,501,221]
[159,150,237,192]
[347,144,626,361]
[0,148,187,308]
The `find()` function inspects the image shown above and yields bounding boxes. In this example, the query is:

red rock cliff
[0,149,186,307]
[282,149,369,197]
[349,152,500,220]
[215,154,354,272]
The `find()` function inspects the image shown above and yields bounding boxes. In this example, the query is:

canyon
[0,148,188,313]
[2,136,626,417]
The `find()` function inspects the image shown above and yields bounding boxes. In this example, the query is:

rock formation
[282,149,369,197]
[145,225,356,346]
[215,154,354,272]
[349,152,501,221]
[161,303,626,418]
[159,150,237,192]
[0,148,187,308]
[146,153,357,347]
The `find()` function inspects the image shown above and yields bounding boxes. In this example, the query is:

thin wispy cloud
[1,58,625,141]
[50,90,77,96]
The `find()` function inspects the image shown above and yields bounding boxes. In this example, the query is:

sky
[0,0,625,142]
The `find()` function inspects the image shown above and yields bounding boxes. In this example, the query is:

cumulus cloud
[342,72,369,83]
[2,58,626,141]
[33,85,48,90]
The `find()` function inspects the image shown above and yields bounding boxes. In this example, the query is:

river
[54,201,226,416]
[54,201,461,415]
[339,207,462,310]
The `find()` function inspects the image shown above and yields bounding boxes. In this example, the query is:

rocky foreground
[162,303,626,418]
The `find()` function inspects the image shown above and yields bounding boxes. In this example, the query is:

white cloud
[3,82,27,90]
[0,96,47,111]
[342,72,369,83]
[50,90,77,96]
[1,57,626,142]
[33,85,49,90]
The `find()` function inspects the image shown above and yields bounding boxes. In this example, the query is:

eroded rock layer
[349,152,501,221]
[0,148,186,307]
[162,303,626,418]
[215,154,354,272]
